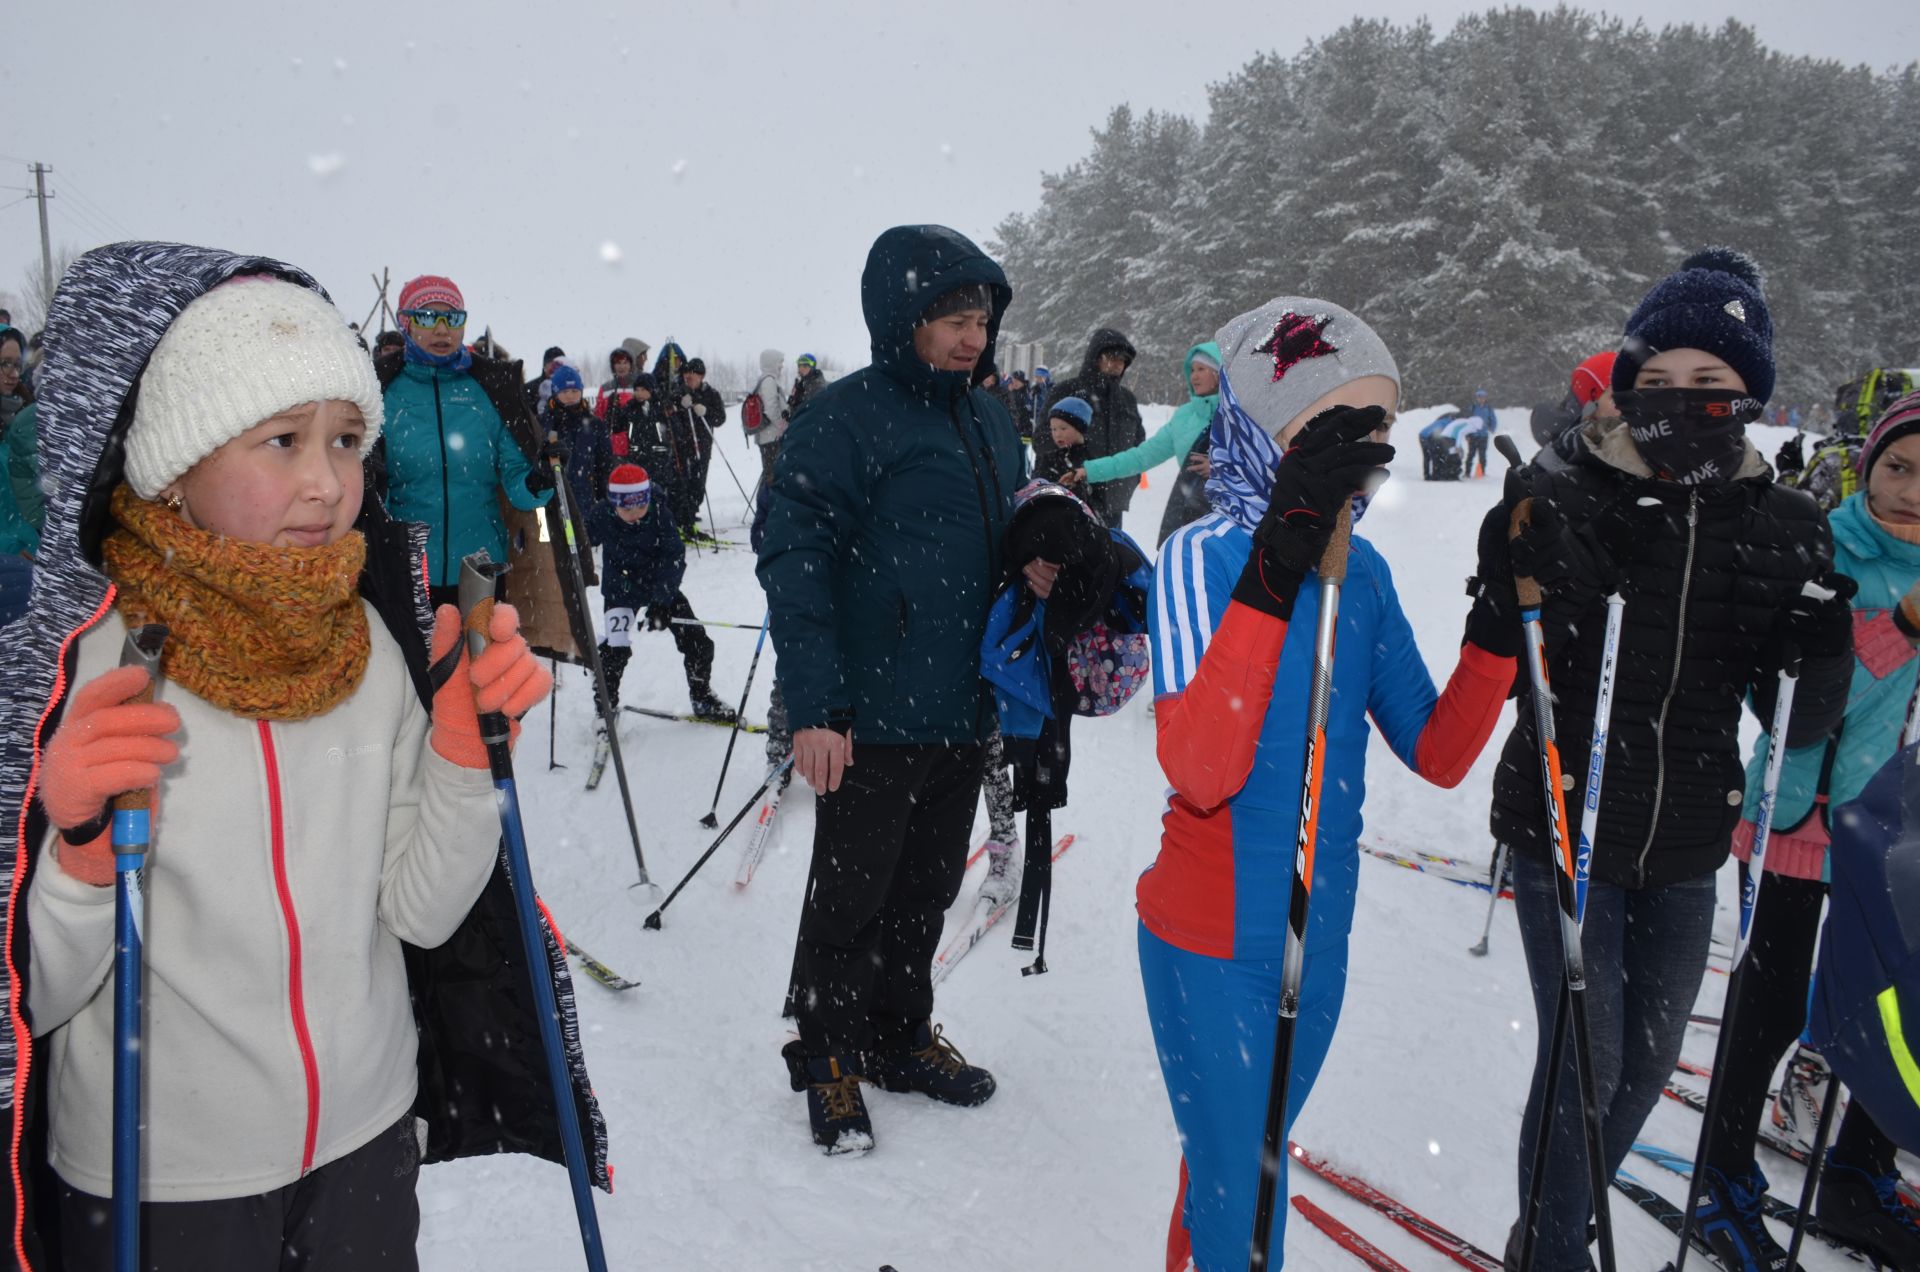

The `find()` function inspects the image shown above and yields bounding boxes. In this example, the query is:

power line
[58,175,137,240]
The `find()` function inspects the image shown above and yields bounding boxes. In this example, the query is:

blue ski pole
[112,622,167,1272]
[457,554,609,1272]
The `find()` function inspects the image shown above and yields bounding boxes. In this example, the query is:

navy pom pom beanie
[1612,246,1775,404]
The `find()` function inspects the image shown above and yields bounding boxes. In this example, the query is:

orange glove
[429,603,553,769]
[39,664,181,887]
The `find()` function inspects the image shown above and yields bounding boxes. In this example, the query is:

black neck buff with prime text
[1615,388,1763,484]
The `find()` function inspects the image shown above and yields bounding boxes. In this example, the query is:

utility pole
[30,164,54,308]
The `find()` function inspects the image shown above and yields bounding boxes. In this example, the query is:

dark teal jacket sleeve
[755,411,873,731]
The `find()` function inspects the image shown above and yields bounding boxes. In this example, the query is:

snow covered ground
[417,408,1862,1271]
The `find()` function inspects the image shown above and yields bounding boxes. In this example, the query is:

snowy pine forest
[992,10,1920,405]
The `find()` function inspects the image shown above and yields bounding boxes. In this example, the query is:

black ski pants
[59,1115,421,1271]
[1706,866,1899,1177]
[594,591,715,711]
[786,741,984,1059]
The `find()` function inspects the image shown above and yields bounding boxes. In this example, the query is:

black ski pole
[1496,434,1618,1272]
[546,655,562,772]
[1669,634,1805,1271]
[1469,841,1509,957]
[456,555,609,1272]
[1248,505,1353,1272]
[708,434,756,513]
[645,756,794,929]
[544,431,654,891]
[697,609,770,828]
[1782,1074,1843,1268]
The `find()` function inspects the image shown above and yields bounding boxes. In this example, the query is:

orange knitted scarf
[103,485,371,720]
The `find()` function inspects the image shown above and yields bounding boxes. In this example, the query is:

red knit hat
[608,463,652,509]
[397,274,464,327]
[1571,351,1617,406]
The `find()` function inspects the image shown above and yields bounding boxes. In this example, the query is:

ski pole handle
[457,552,516,774]
[1507,499,1543,610]
[111,624,169,827]
[1318,501,1353,586]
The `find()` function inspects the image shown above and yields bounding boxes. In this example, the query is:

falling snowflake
[308,154,346,178]
[600,241,624,265]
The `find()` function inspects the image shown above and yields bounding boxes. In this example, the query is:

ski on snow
[622,704,767,734]
[1625,1140,1869,1263]
[929,834,1076,988]
[1359,843,1512,898]
[1662,1075,1920,1208]
[565,940,640,992]
[1286,1142,1503,1270]
[1611,1167,1717,1261]
[1291,1194,1412,1271]
[733,775,788,886]
[585,733,611,791]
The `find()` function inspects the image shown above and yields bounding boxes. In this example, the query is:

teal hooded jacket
[756,225,1027,744]
[1083,340,1220,486]
[380,360,551,586]
[1740,491,1920,876]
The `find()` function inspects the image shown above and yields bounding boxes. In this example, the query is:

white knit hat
[125,277,385,499]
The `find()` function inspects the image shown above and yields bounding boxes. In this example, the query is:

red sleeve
[1155,601,1288,812]
[1411,642,1517,788]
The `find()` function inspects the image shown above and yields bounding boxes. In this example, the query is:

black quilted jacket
[1488,419,1849,890]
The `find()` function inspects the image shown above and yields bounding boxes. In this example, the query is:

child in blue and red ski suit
[1139,298,1525,1272]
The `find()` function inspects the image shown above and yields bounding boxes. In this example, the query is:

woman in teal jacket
[375,275,554,606]
[1077,341,1220,546]
[1703,390,1920,1267]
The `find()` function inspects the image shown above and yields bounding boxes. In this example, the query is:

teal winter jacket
[1740,492,1920,874]
[1083,340,1220,486]
[380,361,551,586]
[756,225,1027,744]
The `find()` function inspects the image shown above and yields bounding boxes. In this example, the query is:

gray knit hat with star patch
[1214,297,1399,438]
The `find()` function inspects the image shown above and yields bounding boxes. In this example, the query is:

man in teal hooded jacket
[758,224,1028,1155]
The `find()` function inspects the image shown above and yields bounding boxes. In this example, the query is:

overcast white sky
[3,0,1912,377]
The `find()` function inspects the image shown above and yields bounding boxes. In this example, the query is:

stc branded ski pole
[1492,436,1617,1272]
[457,555,610,1272]
[1248,503,1353,1272]
[112,622,166,1272]
[1672,592,1820,1270]
[644,755,795,929]
[697,609,770,829]
[544,432,654,891]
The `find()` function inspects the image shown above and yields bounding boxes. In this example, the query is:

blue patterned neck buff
[1205,362,1378,530]
[402,328,473,372]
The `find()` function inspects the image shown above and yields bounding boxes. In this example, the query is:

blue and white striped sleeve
[1150,517,1239,697]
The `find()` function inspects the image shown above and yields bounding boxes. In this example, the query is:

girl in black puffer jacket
[1480,248,1855,1272]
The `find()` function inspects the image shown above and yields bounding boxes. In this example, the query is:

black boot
[865,1022,996,1107]
[1818,1157,1920,1269]
[781,1040,873,1156]
[1693,1162,1797,1272]
[689,685,737,723]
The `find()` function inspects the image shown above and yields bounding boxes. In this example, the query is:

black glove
[1775,433,1806,478]
[1773,570,1858,663]
[1230,405,1394,619]
[539,438,570,466]
[524,463,556,495]
[646,605,674,632]
[1463,503,1522,658]
[1507,496,1594,594]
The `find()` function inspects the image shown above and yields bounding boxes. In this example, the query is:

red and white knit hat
[397,274,464,325]
[608,463,652,509]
